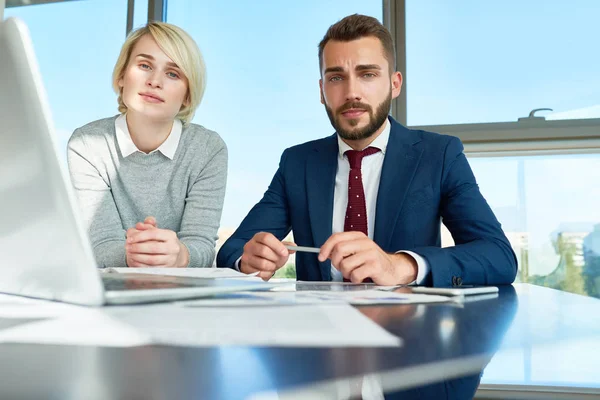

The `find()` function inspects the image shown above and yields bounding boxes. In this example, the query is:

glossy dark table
[0,283,597,399]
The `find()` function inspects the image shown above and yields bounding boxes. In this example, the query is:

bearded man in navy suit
[217,14,517,287]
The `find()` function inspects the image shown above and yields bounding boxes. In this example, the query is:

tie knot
[345,147,380,169]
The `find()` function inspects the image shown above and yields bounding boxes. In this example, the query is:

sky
[4,0,600,277]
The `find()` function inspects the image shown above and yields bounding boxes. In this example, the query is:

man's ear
[319,79,325,105]
[391,71,403,99]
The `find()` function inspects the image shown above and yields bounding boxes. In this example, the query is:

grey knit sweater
[67,116,227,268]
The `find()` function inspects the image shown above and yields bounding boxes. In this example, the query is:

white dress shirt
[115,114,182,159]
[330,119,429,284]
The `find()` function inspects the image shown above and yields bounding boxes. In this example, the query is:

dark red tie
[344,147,380,235]
[342,147,380,283]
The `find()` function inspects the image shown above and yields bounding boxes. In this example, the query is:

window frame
[389,1,600,155]
[414,118,600,157]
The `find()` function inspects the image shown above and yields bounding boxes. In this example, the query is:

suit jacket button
[456,277,463,286]
[452,276,457,286]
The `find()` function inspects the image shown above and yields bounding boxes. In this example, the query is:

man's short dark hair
[318,14,396,74]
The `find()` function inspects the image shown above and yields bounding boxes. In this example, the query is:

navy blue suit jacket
[217,117,517,286]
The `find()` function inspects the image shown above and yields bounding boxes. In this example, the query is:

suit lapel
[374,119,424,250]
[306,134,338,280]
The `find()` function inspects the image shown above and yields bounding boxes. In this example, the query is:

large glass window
[466,154,600,298]
[5,0,128,158]
[133,0,149,31]
[406,0,600,126]
[405,0,600,298]
[166,1,383,254]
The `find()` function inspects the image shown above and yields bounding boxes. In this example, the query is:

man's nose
[344,76,362,102]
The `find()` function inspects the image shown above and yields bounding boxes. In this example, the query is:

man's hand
[125,216,189,268]
[240,232,295,280]
[318,232,417,285]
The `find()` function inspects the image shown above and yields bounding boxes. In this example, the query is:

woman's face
[118,34,189,123]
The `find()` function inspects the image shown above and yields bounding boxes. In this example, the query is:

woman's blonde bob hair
[112,21,206,124]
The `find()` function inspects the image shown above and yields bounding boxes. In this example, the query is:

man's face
[319,37,402,141]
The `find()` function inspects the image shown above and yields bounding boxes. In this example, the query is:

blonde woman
[68,22,227,269]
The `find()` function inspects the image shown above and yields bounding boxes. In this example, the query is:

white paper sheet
[0,294,151,347]
[178,289,452,307]
[271,281,405,292]
[105,303,402,347]
[298,290,452,305]
[102,267,260,280]
[177,291,320,307]
[0,292,408,348]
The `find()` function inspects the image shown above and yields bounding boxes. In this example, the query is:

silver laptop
[0,17,267,306]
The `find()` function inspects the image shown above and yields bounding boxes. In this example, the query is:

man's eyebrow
[355,64,382,71]
[323,66,344,74]
[324,64,382,74]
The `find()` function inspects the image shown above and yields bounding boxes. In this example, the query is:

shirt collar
[115,114,182,160]
[337,117,391,158]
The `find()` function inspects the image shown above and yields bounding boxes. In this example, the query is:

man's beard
[324,92,392,141]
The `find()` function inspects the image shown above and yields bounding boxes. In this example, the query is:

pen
[285,245,321,254]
